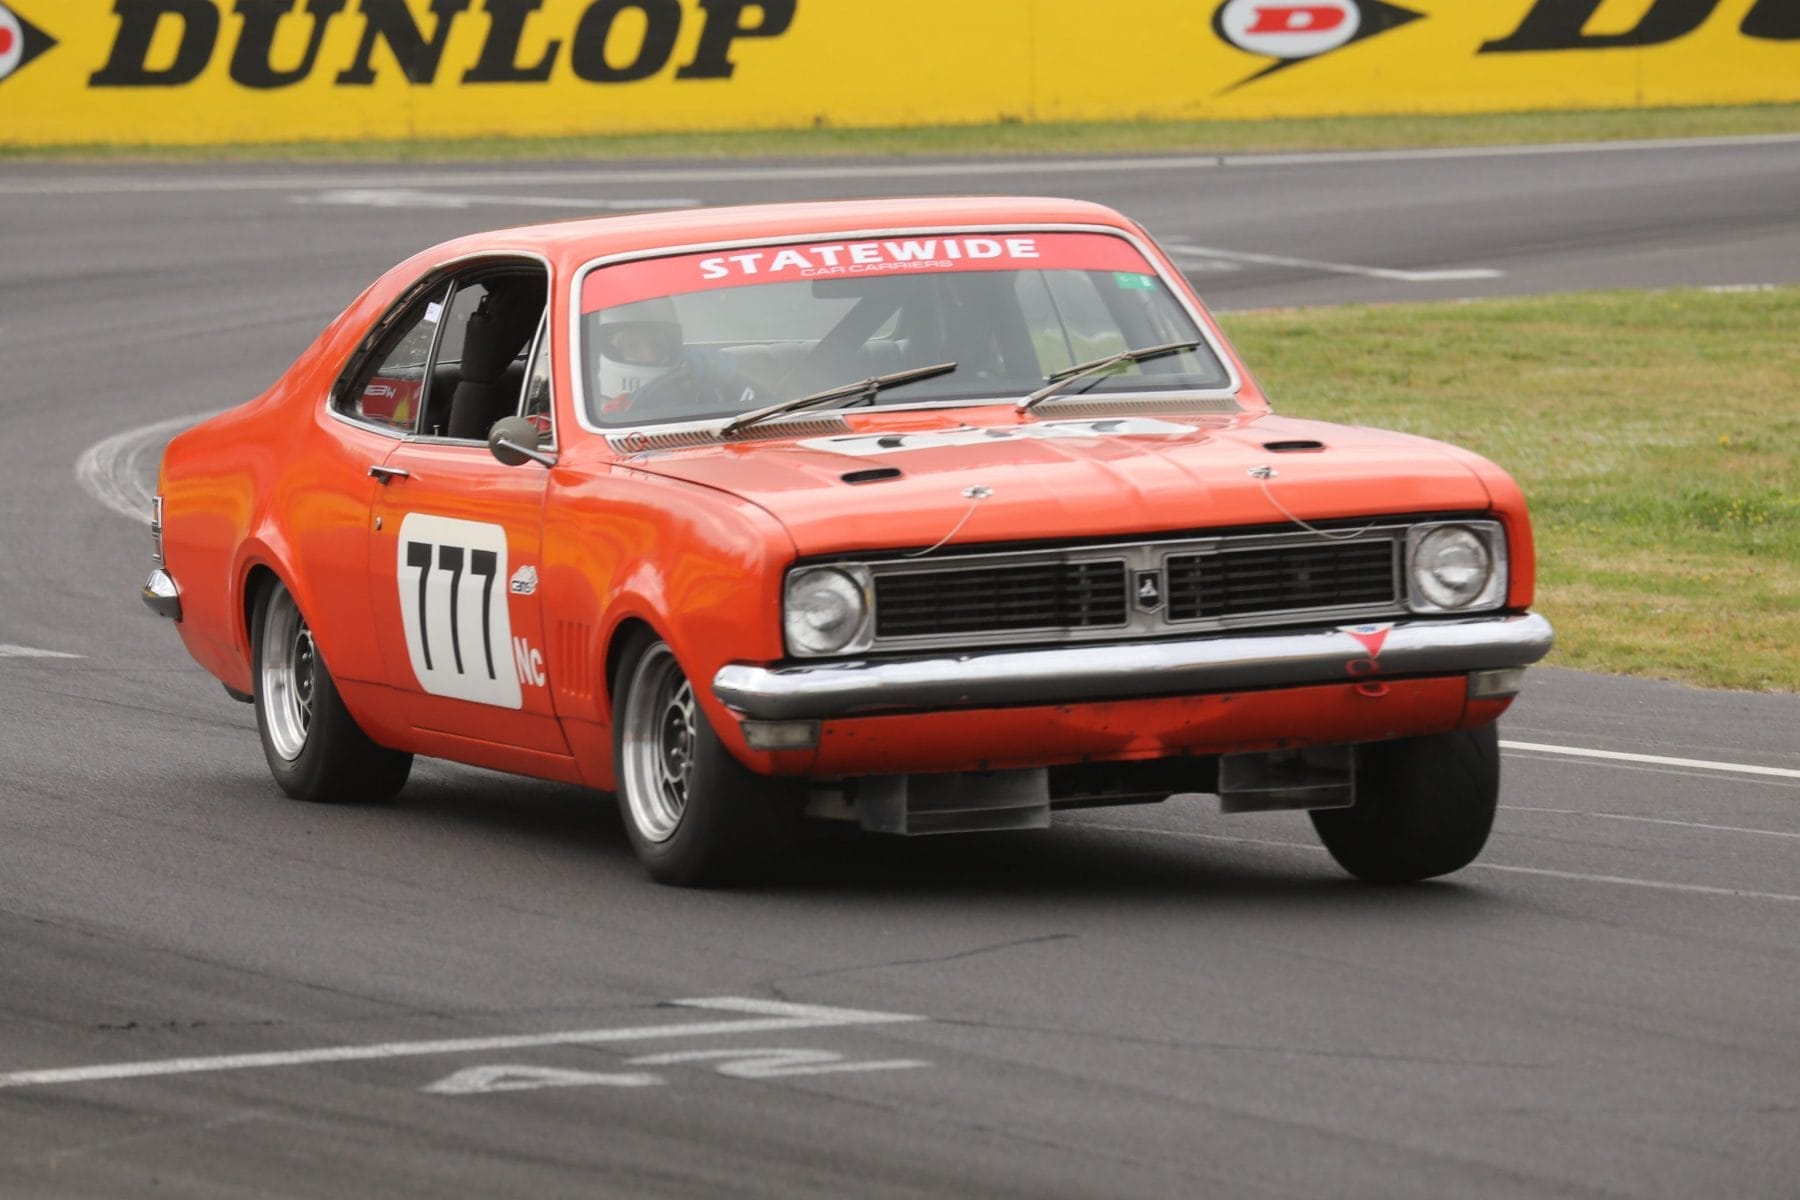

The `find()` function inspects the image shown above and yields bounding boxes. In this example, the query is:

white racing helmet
[594,296,683,410]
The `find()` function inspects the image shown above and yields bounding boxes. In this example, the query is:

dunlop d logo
[85,0,794,89]
[1215,0,1796,89]
[0,3,56,84]
[1213,0,1422,83]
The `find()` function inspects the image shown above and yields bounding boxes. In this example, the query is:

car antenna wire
[903,485,992,558]
[1248,465,1379,542]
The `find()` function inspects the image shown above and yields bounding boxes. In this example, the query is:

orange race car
[143,196,1552,887]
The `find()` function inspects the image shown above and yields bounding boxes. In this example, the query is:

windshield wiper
[722,361,957,436]
[1018,340,1203,411]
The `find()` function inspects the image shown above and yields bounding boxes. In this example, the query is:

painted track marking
[1080,825,1800,903]
[627,1047,930,1078]
[1472,862,1800,902]
[1505,806,1800,840]
[0,644,84,659]
[1166,241,1501,283]
[75,410,220,522]
[0,998,925,1090]
[4,133,1796,196]
[423,1047,929,1094]
[1500,739,1799,780]
[296,188,699,211]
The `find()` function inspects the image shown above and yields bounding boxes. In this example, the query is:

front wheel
[252,578,412,803]
[1310,724,1499,883]
[612,632,797,886]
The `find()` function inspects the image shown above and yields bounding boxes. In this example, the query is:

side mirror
[488,416,556,468]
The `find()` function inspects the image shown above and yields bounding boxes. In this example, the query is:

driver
[594,297,756,418]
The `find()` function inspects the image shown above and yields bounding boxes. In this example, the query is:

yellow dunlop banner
[1,1,1795,147]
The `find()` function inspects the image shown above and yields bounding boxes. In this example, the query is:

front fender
[541,465,796,747]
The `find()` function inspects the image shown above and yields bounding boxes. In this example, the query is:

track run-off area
[2,136,1797,1198]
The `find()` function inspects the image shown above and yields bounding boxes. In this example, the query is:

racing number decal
[395,513,523,709]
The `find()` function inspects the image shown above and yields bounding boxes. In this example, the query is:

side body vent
[553,620,596,702]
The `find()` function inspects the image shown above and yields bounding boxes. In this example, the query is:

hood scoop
[608,414,851,454]
[1263,439,1326,452]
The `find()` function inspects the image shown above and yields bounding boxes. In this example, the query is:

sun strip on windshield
[580,232,1153,313]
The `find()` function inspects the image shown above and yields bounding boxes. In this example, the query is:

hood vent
[842,467,903,485]
[608,415,851,454]
[1263,439,1326,452]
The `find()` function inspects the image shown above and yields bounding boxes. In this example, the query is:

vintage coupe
[144,196,1552,886]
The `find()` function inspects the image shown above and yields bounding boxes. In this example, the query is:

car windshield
[578,231,1231,428]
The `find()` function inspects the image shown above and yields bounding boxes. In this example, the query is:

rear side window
[337,284,450,434]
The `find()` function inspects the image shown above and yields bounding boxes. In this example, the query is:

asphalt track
[2,137,1798,1198]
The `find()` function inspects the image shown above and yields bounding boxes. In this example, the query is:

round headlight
[784,568,868,656]
[1411,525,1492,610]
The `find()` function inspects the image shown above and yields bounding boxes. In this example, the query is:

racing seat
[446,280,544,441]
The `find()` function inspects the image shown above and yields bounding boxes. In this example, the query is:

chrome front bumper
[713,612,1553,721]
[141,569,182,621]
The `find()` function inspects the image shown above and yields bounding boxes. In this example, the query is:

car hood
[615,411,1496,556]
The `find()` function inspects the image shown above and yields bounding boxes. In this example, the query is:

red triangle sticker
[1343,623,1392,657]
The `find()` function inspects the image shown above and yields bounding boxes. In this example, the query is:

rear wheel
[252,579,412,803]
[612,631,797,886]
[1310,724,1499,883]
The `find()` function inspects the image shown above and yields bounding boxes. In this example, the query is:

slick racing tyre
[1310,724,1499,884]
[612,631,798,887]
[252,578,412,803]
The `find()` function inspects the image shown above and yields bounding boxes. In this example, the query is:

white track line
[4,134,1795,196]
[1504,806,1800,840]
[74,409,219,521]
[0,998,924,1090]
[297,188,699,211]
[1472,862,1800,902]
[0,644,85,659]
[1500,740,1800,780]
[1080,824,1800,903]
[1166,242,1500,282]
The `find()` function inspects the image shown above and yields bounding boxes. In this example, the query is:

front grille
[843,525,1417,654]
[875,560,1128,638]
[1166,539,1396,621]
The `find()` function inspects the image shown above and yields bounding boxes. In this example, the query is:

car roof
[403,195,1142,278]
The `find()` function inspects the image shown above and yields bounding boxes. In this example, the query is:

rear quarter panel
[156,276,412,704]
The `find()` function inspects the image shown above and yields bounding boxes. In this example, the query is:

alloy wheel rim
[261,588,315,762]
[622,644,694,843]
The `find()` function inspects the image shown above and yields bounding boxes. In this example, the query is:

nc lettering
[1482,0,1796,52]
[89,0,796,89]
[512,637,545,687]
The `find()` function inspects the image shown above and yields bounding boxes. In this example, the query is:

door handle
[368,465,410,484]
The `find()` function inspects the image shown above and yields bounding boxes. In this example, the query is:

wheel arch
[241,563,281,669]
[604,615,661,711]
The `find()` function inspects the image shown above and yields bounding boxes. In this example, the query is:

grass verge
[5,103,1796,162]
[1219,288,1799,693]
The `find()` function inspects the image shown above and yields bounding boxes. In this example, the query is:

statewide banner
[1,1,1796,147]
